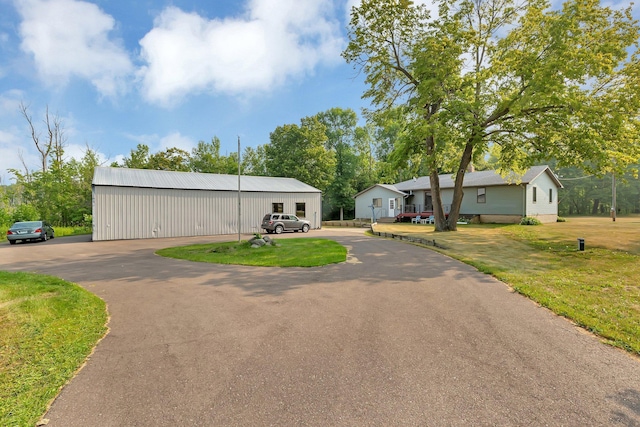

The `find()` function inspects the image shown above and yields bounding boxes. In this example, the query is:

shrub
[11,204,39,223]
[557,217,566,222]
[520,216,542,226]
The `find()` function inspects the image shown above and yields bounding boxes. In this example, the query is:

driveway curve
[1,229,639,426]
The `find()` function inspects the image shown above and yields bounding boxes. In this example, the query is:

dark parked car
[261,213,310,234]
[6,221,55,245]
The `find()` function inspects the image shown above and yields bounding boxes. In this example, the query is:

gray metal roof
[92,167,321,193]
[394,165,562,191]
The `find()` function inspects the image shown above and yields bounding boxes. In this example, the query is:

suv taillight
[6,230,13,235]
[34,228,42,233]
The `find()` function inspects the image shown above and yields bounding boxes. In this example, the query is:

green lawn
[157,237,347,267]
[0,272,107,426]
[373,217,640,355]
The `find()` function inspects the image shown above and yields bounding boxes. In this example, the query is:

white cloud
[159,132,195,152]
[138,0,344,105]
[123,131,195,154]
[15,0,133,97]
[0,128,37,183]
[0,90,24,115]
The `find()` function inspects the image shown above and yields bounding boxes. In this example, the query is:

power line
[558,175,594,180]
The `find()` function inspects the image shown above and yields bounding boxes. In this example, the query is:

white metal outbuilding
[92,167,322,241]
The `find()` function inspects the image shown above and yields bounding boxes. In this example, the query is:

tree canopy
[343,0,640,230]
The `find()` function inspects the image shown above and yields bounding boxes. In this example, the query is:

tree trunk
[447,143,474,231]
[430,167,446,230]
[339,207,344,221]
[592,199,600,215]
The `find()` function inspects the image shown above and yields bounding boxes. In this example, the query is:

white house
[354,165,563,224]
[92,167,322,241]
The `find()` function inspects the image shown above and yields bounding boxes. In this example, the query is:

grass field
[372,216,640,355]
[0,272,108,426]
[157,237,348,267]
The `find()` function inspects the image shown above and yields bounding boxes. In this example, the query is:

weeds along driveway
[1,229,640,426]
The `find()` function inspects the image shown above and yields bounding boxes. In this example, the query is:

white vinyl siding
[525,173,558,217]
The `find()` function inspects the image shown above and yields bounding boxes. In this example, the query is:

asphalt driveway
[2,229,639,426]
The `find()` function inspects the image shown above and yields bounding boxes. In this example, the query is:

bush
[520,216,542,226]
[557,217,566,222]
[11,204,39,223]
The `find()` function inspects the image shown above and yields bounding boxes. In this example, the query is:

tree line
[4,101,638,232]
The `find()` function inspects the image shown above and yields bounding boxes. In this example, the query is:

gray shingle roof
[353,183,407,199]
[92,167,321,193]
[394,165,562,191]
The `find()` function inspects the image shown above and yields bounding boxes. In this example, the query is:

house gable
[354,184,406,220]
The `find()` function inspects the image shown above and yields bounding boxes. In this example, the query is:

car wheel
[42,234,47,242]
[302,224,310,233]
[275,225,284,234]
[9,240,15,245]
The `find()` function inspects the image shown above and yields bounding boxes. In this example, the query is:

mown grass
[373,217,640,355]
[157,238,347,267]
[0,272,107,426]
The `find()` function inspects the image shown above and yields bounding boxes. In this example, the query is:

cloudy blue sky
[0,0,378,183]
[1,0,636,184]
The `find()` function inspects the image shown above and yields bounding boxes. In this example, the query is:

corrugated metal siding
[92,186,322,241]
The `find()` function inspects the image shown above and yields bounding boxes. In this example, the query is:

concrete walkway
[1,229,639,426]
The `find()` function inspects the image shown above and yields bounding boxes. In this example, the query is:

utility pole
[238,136,241,242]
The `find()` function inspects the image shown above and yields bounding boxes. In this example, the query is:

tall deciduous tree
[344,0,640,230]
[19,102,65,173]
[265,117,335,192]
[114,144,151,169]
[316,108,359,220]
[148,147,191,171]
[241,145,268,176]
[190,137,238,174]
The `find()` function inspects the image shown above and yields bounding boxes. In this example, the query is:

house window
[373,198,382,208]
[272,202,283,213]
[477,187,486,204]
[296,203,306,217]
[533,187,537,203]
[549,188,553,203]
[389,198,396,211]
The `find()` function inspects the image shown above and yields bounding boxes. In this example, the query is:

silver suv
[261,213,310,234]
